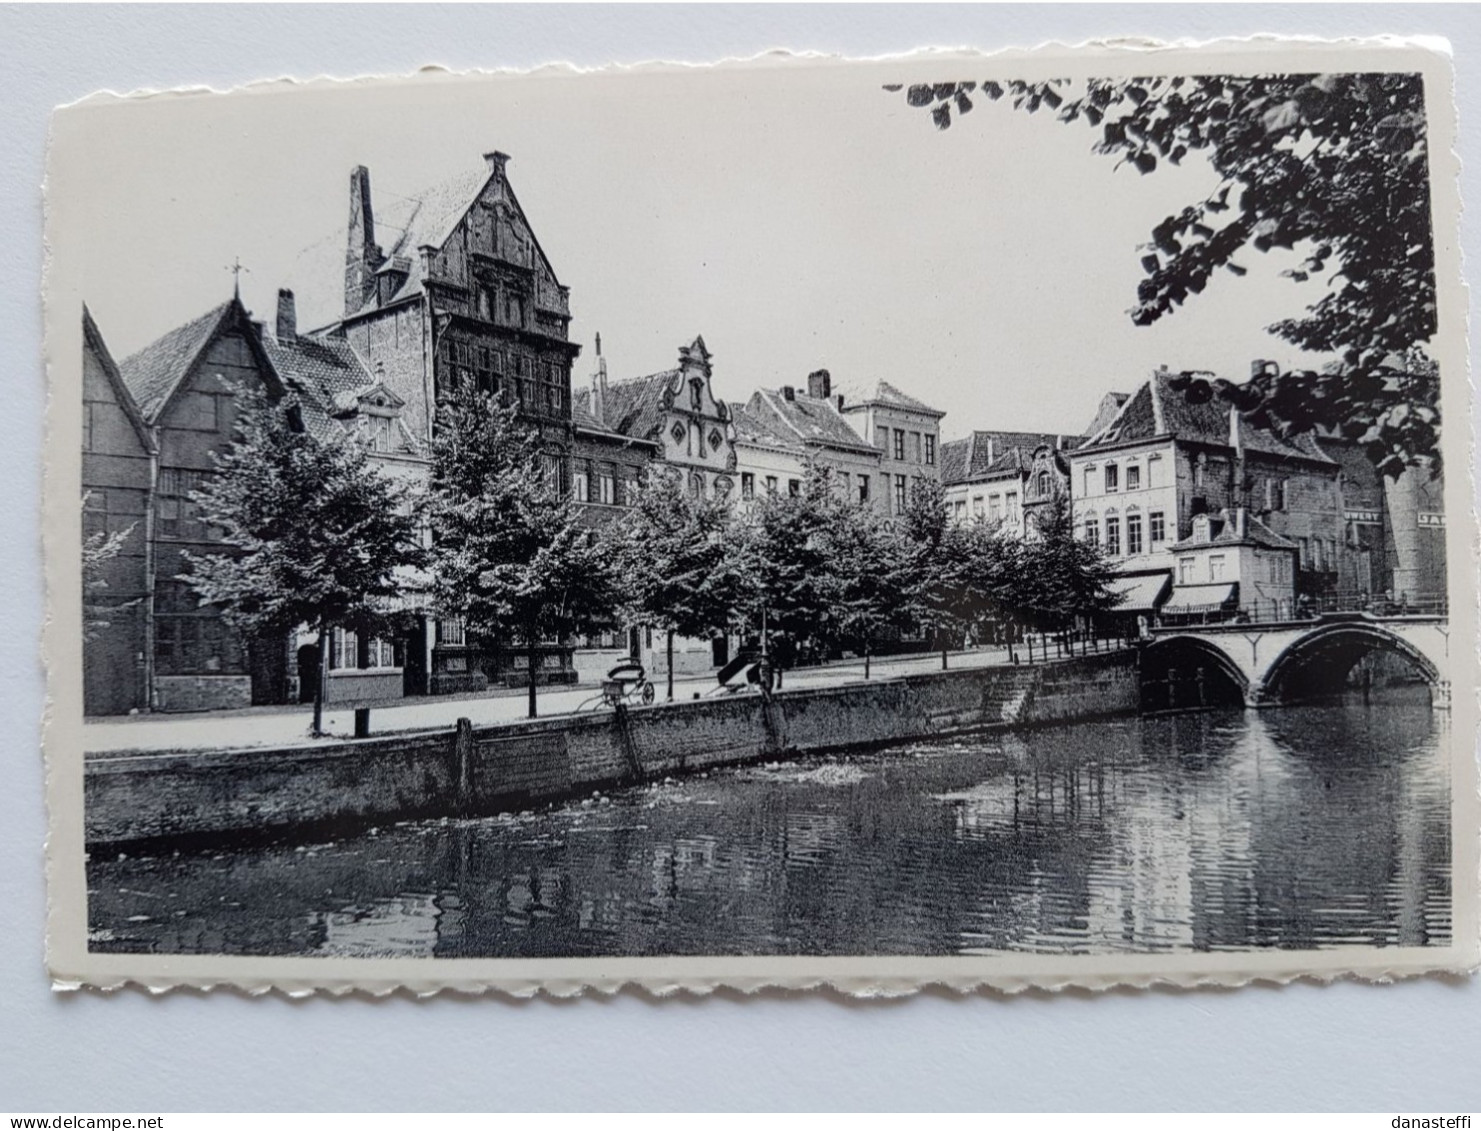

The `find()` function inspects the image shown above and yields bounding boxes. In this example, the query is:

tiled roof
[597,371,677,441]
[262,333,376,413]
[841,379,944,417]
[942,430,1075,485]
[1169,511,1298,552]
[570,392,658,448]
[118,300,236,422]
[750,388,874,452]
[1081,371,1334,464]
[731,399,801,451]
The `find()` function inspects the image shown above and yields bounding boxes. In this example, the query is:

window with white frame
[1209,554,1227,582]
[1105,516,1121,556]
[1126,512,1143,555]
[1149,510,1166,545]
[1104,464,1119,493]
[1179,556,1195,584]
[1126,463,1141,490]
[599,472,615,505]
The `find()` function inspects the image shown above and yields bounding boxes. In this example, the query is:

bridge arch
[1138,635,1251,712]
[1259,621,1442,705]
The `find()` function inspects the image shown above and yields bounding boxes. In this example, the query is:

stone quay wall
[84,651,1140,848]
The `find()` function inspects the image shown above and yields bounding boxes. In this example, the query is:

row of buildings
[81,150,1446,716]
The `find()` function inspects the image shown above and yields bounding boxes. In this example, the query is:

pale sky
[63,59,1335,441]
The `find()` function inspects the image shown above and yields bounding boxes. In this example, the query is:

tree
[184,386,424,735]
[731,466,851,677]
[613,467,748,700]
[1016,492,1122,634]
[891,73,1440,474]
[896,478,984,669]
[426,390,618,719]
[820,498,914,679]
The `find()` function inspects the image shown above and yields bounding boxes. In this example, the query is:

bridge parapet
[1141,614,1450,709]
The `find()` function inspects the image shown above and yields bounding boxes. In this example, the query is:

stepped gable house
[1068,365,1343,624]
[575,335,738,502]
[730,370,881,506]
[941,430,1081,537]
[81,308,155,716]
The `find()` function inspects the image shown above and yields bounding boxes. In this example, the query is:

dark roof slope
[731,398,801,451]
[1080,371,1333,464]
[1169,511,1298,552]
[942,430,1076,484]
[118,300,236,421]
[750,388,874,452]
[598,371,676,441]
[845,379,944,417]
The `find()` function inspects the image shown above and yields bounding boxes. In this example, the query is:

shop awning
[1161,583,1239,614]
[1106,572,1171,614]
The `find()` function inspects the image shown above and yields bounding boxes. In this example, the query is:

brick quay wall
[84,651,1140,848]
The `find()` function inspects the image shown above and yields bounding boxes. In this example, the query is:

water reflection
[88,699,1451,958]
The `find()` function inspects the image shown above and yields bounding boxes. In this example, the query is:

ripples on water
[87,699,1451,958]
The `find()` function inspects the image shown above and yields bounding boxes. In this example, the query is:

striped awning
[1162,583,1239,613]
[1106,572,1171,613]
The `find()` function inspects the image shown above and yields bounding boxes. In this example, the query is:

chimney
[345,165,381,316]
[276,288,297,342]
[835,394,845,413]
[1236,507,1247,539]
[591,333,608,422]
[484,151,511,178]
[807,368,831,400]
[781,385,796,402]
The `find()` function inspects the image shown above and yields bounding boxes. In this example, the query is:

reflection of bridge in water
[1140,613,1450,710]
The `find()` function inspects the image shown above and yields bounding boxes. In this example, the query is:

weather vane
[226,256,250,298]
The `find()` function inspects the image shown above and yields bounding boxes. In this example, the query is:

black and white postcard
[43,38,1478,994]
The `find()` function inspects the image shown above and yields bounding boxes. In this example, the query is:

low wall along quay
[84,651,1140,848]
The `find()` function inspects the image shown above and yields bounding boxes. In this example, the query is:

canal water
[88,696,1452,958]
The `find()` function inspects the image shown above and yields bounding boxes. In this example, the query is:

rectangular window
[787,479,801,497]
[973,495,985,518]
[1127,513,1143,555]
[437,618,466,647]
[765,476,778,495]
[156,467,215,541]
[911,432,922,462]
[1005,491,1018,519]
[924,434,936,466]
[573,469,590,503]
[1149,511,1166,545]
[1084,519,1100,546]
[331,629,358,671]
[857,475,869,503]
[1179,556,1195,584]
[987,495,1000,520]
[599,472,615,505]
[894,474,907,513]
[1126,464,1141,490]
[1083,466,1096,495]
[741,472,755,500]
[1104,464,1119,493]
[1105,516,1121,556]
[153,613,243,676]
[954,500,966,519]
[1209,554,1226,582]
[893,430,906,462]
[1297,537,1310,567]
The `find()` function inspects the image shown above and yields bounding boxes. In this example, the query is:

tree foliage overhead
[888,72,1441,474]
[183,385,423,641]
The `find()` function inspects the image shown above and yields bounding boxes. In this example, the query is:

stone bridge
[1141,613,1451,709]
